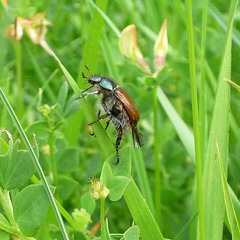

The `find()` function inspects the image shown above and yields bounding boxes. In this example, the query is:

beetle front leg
[76,90,100,99]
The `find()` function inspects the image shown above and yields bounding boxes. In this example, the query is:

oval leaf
[0,140,36,190]
[13,184,51,236]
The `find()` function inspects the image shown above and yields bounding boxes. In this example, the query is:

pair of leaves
[0,139,35,190]
[100,146,132,201]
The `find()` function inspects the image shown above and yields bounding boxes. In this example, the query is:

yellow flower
[119,24,152,75]
[119,20,168,78]
[153,19,168,76]
[5,12,51,45]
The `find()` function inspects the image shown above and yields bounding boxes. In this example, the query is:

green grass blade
[202,0,238,239]
[0,88,69,240]
[216,141,240,240]
[124,180,163,240]
[209,3,240,47]
[157,87,195,160]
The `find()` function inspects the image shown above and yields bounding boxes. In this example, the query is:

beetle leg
[81,85,93,93]
[88,113,109,125]
[113,127,123,165]
[76,90,100,99]
[105,118,111,131]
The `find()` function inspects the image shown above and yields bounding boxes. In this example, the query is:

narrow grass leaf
[156,87,195,160]
[124,180,164,240]
[216,141,240,239]
[202,0,238,239]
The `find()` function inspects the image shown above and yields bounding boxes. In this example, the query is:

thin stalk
[0,222,35,240]
[14,41,24,117]
[0,188,17,227]
[0,88,69,240]
[153,86,161,227]
[100,198,107,240]
[185,0,205,239]
[199,0,208,166]
[49,130,57,187]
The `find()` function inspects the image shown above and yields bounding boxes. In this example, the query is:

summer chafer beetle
[77,65,142,164]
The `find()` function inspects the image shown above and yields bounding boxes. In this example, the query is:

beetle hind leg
[113,128,123,165]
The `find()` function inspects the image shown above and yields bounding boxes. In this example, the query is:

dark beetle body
[77,66,142,164]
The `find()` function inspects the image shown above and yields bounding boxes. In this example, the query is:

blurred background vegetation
[0,0,240,239]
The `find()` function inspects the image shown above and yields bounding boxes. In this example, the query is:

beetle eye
[90,76,102,82]
[100,79,114,90]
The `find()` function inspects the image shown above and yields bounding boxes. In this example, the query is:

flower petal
[154,19,168,75]
[119,24,152,75]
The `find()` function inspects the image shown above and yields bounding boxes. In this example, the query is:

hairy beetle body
[77,66,142,164]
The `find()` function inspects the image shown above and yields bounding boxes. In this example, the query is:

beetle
[77,65,142,164]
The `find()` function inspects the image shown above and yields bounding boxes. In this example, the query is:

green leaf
[122,226,140,240]
[124,180,164,240]
[216,141,240,239]
[156,87,195,160]
[56,147,79,174]
[13,184,52,237]
[101,155,131,201]
[72,208,92,232]
[100,161,113,185]
[57,81,68,110]
[64,95,81,117]
[108,176,131,201]
[0,139,36,190]
[25,121,49,140]
[58,176,78,200]
[81,192,96,215]
[105,146,131,177]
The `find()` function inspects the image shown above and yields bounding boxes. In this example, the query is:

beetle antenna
[82,72,88,79]
[85,65,93,75]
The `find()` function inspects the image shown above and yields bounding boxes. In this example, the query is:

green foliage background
[0,0,240,240]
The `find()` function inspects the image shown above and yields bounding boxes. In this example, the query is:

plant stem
[0,221,36,240]
[185,0,205,239]
[153,86,161,227]
[0,188,17,227]
[199,0,208,166]
[49,130,57,186]
[14,41,24,118]
[100,198,107,240]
